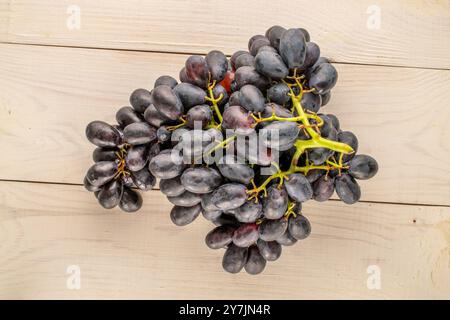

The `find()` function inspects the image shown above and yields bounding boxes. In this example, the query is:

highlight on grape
[84,25,378,274]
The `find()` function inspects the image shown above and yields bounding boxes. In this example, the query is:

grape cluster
[84,25,378,274]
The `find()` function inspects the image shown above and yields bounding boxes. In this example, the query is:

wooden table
[0,0,449,299]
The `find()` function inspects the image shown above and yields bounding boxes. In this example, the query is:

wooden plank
[0,181,448,299]
[0,0,449,69]
[1,44,449,205]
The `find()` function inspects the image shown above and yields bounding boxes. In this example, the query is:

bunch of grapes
[84,26,378,274]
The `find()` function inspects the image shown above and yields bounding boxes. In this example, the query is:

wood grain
[0,43,449,205]
[0,181,448,299]
[0,0,449,69]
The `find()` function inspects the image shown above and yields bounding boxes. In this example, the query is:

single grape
[205,50,228,82]
[205,225,235,249]
[222,244,248,274]
[86,121,122,147]
[156,126,171,143]
[222,105,255,135]
[123,122,157,145]
[143,103,170,128]
[305,169,324,184]
[152,85,184,120]
[154,75,178,89]
[301,92,322,113]
[173,83,206,110]
[119,187,143,212]
[234,200,262,223]
[321,91,331,106]
[239,84,266,112]
[300,42,320,70]
[167,190,202,207]
[284,173,313,202]
[232,223,259,247]
[257,45,277,54]
[288,214,311,240]
[148,149,185,179]
[186,104,213,128]
[217,155,255,185]
[279,28,307,69]
[298,28,310,42]
[262,103,292,118]
[84,175,101,192]
[234,66,270,91]
[309,63,338,94]
[313,175,335,202]
[116,106,143,128]
[86,161,118,187]
[170,204,202,226]
[210,183,247,211]
[185,55,209,88]
[266,25,286,50]
[212,84,229,106]
[245,246,267,275]
[234,53,255,70]
[267,83,290,105]
[261,121,300,150]
[231,50,248,70]
[256,239,282,261]
[160,176,185,197]
[259,218,288,242]
[335,174,361,204]
[131,167,156,191]
[97,180,123,209]
[276,229,298,246]
[348,155,378,180]
[92,147,117,163]
[130,88,152,113]
[249,37,271,56]
[180,167,222,194]
[338,131,358,162]
[254,50,289,80]
[125,144,149,172]
[202,208,222,221]
[262,185,288,220]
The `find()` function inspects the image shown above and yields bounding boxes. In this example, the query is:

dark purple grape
[307,147,333,165]
[266,25,286,50]
[335,174,361,204]
[267,83,290,105]
[212,84,229,106]
[93,147,117,163]
[262,103,292,118]
[248,35,266,51]
[245,246,266,275]
[186,104,213,128]
[149,149,185,179]
[262,185,288,220]
[256,239,282,261]
[222,244,248,274]
[261,121,300,150]
[121,174,135,188]
[116,106,143,128]
[205,225,235,249]
[173,83,206,110]
[143,103,170,128]
[170,204,202,226]
[217,155,254,185]
[86,121,122,147]
[259,218,288,241]
[254,50,289,80]
[234,53,255,69]
[180,167,222,194]
[202,208,222,221]
[276,229,298,246]
[234,66,270,91]
[179,67,190,83]
[288,214,311,240]
[249,37,271,56]
[119,187,142,212]
[160,176,185,196]
[167,190,202,207]
[300,42,320,70]
[154,75,178,89]
[301,92,322,113]
[231,50,248,70]
[305,169,324,184]
[279,28,307,69]
[321,91,331,106]
[205,50,228,82]
[86,161,118,187]
[156,126,171,142]
[313,175,335,202]
[130,88,152,113]
[234,200,262,223]
[239,85,265,113]
[84,176,101,192]
[222,105,255,135]
[348,155,378,180]
[284,173,313,202]
[125,144,149,172]
[228,91,240,106]
[152,85,184,120]
[338,131,358,162]
[123,122,156,145]
[131,168,156,191]
[309,63,338,94]
[97,180,123,209]
[232,223,259,247]
[210,183,247,211]
[298,28,310,42]
[185,55,209,88]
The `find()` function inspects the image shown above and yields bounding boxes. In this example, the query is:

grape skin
[148,149,185,179]
[119,187,143,212]
[180,167,222,194]
[335,174,361,204]
[131,167,156,191]
[288,214,311,240]
[262,185,288,220]
[210,183,247,211]
[123,122,157,145]
[205,225,235,249]
[217,155,255,185]
[167,190,202,207]
[259,218,288,242]
[130,88,153,113]
[234,200,262,223]
[232,223,259,248]
[309,63,338,94]
[170,204,202,226]
[86,121,122,147]
[348,155,378,180]
[313,175,335,202]
[239,84,266,112]
[92,147,117,163]
[98,180,123,209]
[279,28,307,69]
[284,174,313,202]
[86,161,118,187]
[245,246,267,275]
[222,244,248,274]
[125,144,149,172]
[154,75,178,89]
[116,106,143,127]
[254,50,289,80]
[257,239,282,261]
[173,83,206,110]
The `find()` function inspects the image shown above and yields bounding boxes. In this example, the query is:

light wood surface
[0,0,449,69]
[0,44,449,205]
[0,0,449,300]
[0,181,448,299]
